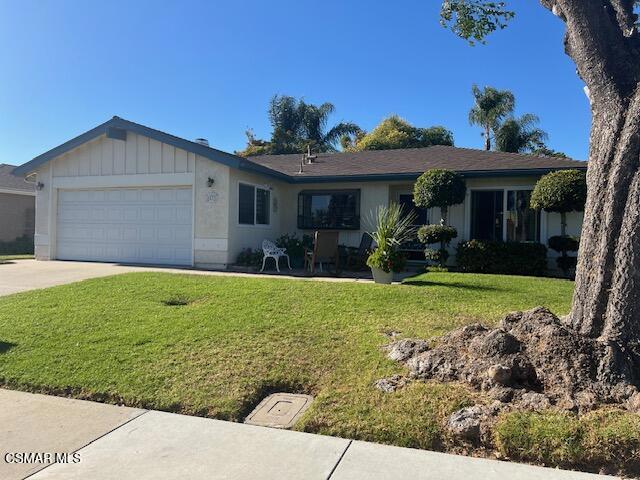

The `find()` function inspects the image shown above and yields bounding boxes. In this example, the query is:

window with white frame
[239,183,270,225]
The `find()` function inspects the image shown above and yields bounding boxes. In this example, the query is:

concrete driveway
[0,260,169,296]
[0,259,373,297]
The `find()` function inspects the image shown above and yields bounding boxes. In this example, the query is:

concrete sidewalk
[0,389,615,480]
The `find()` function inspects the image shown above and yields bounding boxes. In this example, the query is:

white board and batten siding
[50,133,197,266]
[52,133,195,178]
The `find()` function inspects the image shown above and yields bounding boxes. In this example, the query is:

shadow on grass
[0,341,17,353]
[402,280,503,292]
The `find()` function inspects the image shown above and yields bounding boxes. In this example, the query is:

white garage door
[56,187,192,265]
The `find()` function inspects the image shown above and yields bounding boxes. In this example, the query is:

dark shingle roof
[0,164,34,192]
[248,145,586,181]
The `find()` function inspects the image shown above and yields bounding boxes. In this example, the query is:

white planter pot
[371,267,393,284]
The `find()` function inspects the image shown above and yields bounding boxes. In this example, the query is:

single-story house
[0,163,35,243]
[13,116,586,268]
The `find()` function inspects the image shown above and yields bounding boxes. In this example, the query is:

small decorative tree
[413,169,466,267]
[530,169,587,276]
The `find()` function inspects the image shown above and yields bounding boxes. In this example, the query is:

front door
[471,190,503,241]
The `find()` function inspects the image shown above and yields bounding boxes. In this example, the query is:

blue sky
[0,1,590,165]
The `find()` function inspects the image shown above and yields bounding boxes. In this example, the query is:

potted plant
[366,203,417,284]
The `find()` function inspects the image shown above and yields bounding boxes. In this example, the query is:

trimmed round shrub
[548,235,579,253]
[424,247,450,264]
[413,169,466,210]
[417,225,458,245]
[530,169,587,213]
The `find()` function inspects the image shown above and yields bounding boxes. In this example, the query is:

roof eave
[284,166,587,184]
[12,117,287,182]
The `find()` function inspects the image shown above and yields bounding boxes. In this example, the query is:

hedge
[456,240,547,276]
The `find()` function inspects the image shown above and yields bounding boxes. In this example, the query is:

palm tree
[468,85,515,150]
[268,95,360,154]
[495,114,548,154]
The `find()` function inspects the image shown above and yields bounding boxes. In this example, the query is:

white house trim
[0,188,35,196]
[51,172,193,189]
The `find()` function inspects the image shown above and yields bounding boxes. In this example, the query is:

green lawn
[0,271,637,473]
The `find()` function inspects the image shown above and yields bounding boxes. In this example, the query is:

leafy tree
[468,84,515,150]
[441,2,640,371]
[237,95,360,156]
[531,169,587,276]
[349,116,454,151]
[414,169,466,266]
[531,169,587,236]
[531,146,568,158]
[495,114,548,153]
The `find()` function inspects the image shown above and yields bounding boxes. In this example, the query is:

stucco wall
[0,192,35,242]
[226,169,287,264]
[278,181,391,249]
[193,156,230,267]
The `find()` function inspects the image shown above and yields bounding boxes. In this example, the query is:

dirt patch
[378,307,640,445]
[162,296,192,306]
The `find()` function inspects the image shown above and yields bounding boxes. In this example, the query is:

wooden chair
[304,231,340,274]
[345,233,373,270]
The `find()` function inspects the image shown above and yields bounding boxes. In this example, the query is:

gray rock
[447,406,484,441]
[385,338,429,362]
[625,391,640,412]
[519,392,551,411]
[374,374,406,393]
[487,364,512,385]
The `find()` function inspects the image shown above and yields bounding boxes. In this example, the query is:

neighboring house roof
[248,146,587,182]
[12,116,587,184]
[0,164,35,193]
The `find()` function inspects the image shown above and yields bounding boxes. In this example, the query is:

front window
[470,189,540,242]
[297,190,360,230]
[239,183,270,225]
[506,190,539,242]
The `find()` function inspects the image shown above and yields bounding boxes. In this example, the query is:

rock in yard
[384,338,429,362]
[374,374,407,393]
[519,392,551,411]
[447,406,484,441]
[487,364,513,385]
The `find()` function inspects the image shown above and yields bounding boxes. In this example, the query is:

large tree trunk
[540,0,640,383]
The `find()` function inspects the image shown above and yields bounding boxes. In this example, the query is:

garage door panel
[56,187,192,266]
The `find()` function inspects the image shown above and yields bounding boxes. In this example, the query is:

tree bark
[539,0,640,382]
[484,125,491,150]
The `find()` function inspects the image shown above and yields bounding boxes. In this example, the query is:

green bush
[0,235,34,255]
[366,248,407,273]
[417,225,458,245]
[556,255,577,273]
[548,235,579,253]
[456,240,547,276]
[235,248,263,268]
[530,169,587,213]
[275,233,309,259]
[424,247,449,264]
[413,169,466,213]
